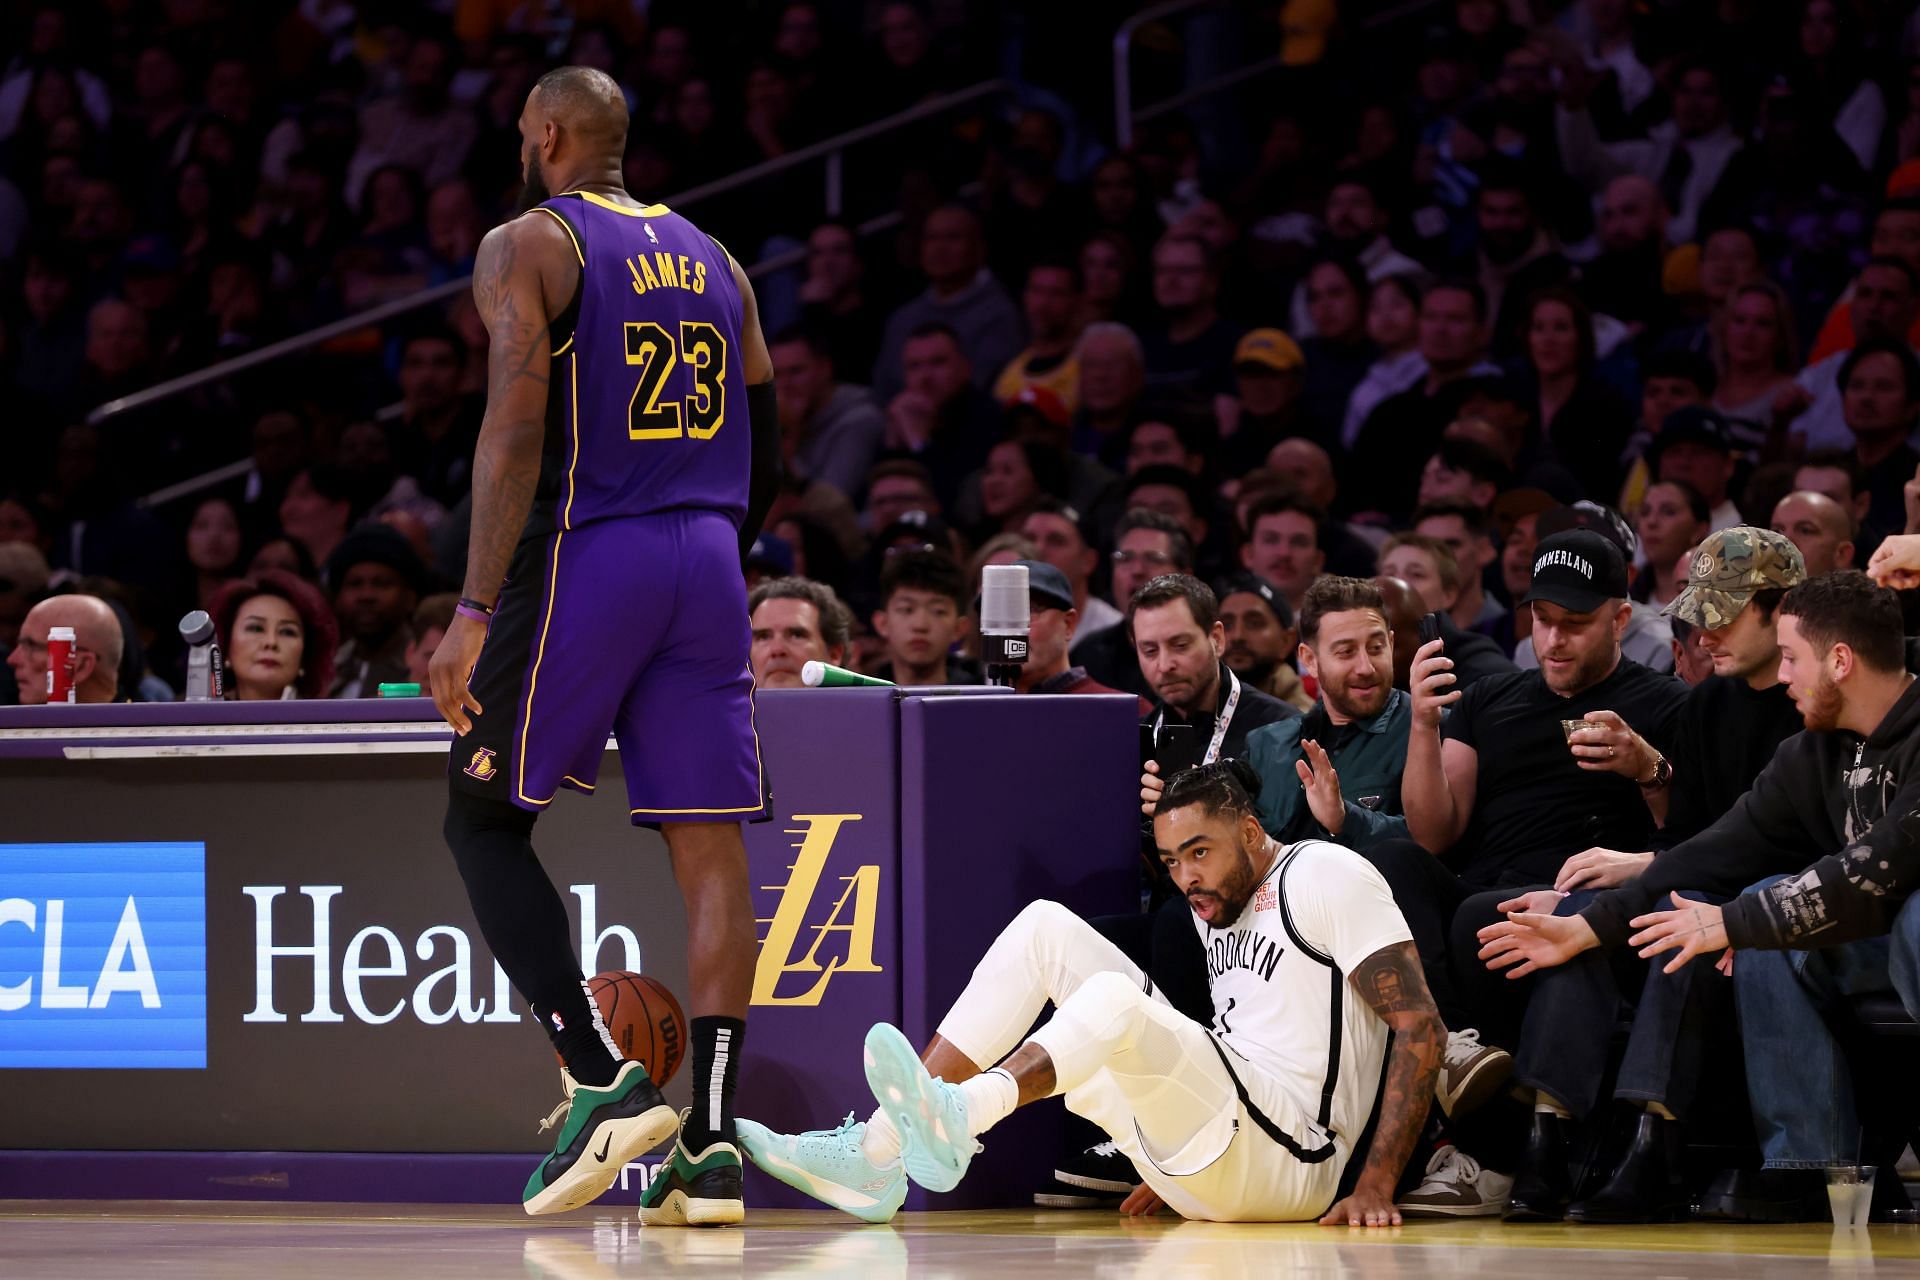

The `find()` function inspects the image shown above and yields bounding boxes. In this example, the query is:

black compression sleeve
[743,378,781,556]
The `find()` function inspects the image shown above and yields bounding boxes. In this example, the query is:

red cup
[46,626,76,703]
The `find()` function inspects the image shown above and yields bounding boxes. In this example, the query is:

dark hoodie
[1582,676,1920,951]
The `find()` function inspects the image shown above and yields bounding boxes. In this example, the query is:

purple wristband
[455,602,494,626]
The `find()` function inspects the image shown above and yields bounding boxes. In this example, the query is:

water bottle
[180,610,224,702]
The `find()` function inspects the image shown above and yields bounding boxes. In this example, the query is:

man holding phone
[1358,528,1690,1217]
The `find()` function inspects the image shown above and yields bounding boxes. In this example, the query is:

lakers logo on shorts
[465,748,499,782]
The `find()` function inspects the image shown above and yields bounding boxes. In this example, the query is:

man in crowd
[1788,258,1920,451]
[1478,572,1920,1224]
[1072,510,1194,695]
[326,526,424,699]
[1650,408,1741,533]
[392,324,482,506]
[1456,528,1805,1222]
[769,326,885,502]
[1771,490,1857,576]
[1071,323,1147,465]
[1516,505,1676,675]
[870,550,977,686]
[1263,437,1379,577]
[1008,560,1140,702]
[1414,501,1506,630]
[1289,176,1425,337]
[1240,575,1411,850]
[1215,572,1310,712]
[1240,492,1326,617]
[884,323,1003,508]
[1133,574,1298,766]
[1350,281,1501,520]
[404,593,457,687]
[1834,337,1920,536]
[1373,528,1688,1215]
[1141,233,1240,394]
[995,259,1082,412]
[1795,449,1884,568]
[1022,499,1122,645]
[7,594,124,705]
[749,576,854,689]
[873,205,1022,401]
[1380,533,1463,621]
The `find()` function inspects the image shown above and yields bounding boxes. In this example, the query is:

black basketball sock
[444,788,620,1088]
[684,1015,745,1152]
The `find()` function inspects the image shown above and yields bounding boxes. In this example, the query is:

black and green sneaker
[639,1111,746,1227]
[523,1060,678,1216]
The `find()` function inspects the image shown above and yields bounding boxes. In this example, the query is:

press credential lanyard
[1156,668,1242,765]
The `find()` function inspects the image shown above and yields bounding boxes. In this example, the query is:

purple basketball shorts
[450,509,766,825]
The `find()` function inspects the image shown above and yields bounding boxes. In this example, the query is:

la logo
[751,814,881,1006]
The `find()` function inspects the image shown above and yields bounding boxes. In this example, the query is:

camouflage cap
[1662,526,1806,629]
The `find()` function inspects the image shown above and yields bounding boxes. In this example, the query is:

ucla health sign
[0,842,207,1068]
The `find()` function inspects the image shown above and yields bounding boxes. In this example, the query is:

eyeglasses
[1112,550,1175,567]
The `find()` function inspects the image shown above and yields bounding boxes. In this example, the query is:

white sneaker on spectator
[1435,1028,1512,1117]
[1397,1146,1514,1218]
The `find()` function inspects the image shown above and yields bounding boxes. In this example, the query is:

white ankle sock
[860,1108,901,1165]
[957,1068,1019,1138]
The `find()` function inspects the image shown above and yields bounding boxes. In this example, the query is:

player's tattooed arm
[1344,942,1445,1210]
[464,216,561,603]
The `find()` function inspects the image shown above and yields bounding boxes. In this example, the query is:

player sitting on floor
[737,760,1443,1224]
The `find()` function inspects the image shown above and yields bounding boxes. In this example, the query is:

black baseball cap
[325,525,428,594]
[1651,405,1735,457]
[1522,528,1630,613]
[1212,571,1295,628]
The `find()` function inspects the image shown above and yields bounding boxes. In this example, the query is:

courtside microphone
[180,609,224,702]
[979,563,1030,689]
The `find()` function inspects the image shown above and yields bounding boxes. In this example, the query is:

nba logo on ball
[464,748,497,781]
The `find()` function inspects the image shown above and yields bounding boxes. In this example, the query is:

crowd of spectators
[12,0,1920,1229]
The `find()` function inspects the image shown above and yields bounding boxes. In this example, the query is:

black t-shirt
[1442,659,1687,889]
[1658,675,1803,849]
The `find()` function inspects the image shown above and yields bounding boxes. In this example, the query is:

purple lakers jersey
[529,192,747,530]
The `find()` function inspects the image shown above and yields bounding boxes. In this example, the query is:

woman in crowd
[1632,480,1711,608]
[1713,280,1800,449]
[1519,287,1635,499]
[183,495,246,615]
[974,439,1067,542]
[209,570,337,701]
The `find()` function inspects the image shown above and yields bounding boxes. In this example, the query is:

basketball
[554,972,687,1085]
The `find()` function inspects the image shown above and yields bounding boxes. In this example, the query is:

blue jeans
[1512,889,1728,1120]
[1734,879,1920,1169]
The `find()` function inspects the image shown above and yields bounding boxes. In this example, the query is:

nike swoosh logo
[594,1134,613,1163]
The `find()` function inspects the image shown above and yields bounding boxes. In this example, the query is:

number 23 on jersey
[624,319,727,441]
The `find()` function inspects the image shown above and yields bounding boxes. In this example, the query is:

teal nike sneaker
[736,1113,908,1223]
[639,1111,746,1227]
[862,1022,980,1194]
[522,1061,678,1216]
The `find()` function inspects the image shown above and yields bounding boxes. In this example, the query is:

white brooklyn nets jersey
[1188,839,1413,1166]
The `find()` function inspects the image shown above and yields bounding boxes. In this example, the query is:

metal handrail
[91,78,1011,431]
[1112,0,1220,151]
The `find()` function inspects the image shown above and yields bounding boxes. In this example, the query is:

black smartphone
[1418,612,1443,647]
[1153,723,1204,779]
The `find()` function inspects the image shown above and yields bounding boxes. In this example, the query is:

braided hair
[1153,758,1264,823]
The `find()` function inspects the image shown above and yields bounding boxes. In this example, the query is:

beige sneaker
[1398,1146,1515,1218]
[1435,1028,1513,1118]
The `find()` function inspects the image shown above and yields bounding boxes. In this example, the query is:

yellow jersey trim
[516,531,566,807]
[562,775,596,792]
[563,352,579,529]
[551,334,574,357]
[575,191,670,218]
[530,205,585,265]
[630,803,766,816]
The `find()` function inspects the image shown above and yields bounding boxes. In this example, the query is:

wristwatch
[1637,751,1673,790]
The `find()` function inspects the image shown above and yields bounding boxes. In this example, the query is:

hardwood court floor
[3,1202,1917,1278]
